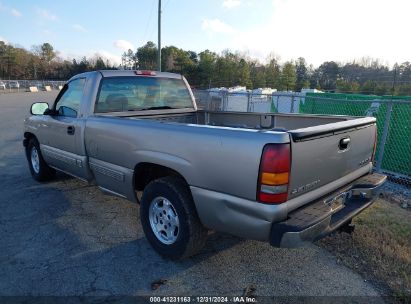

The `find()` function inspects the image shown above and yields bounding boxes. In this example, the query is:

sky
[0,0,410,67]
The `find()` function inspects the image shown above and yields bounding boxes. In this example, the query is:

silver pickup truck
[24,70,386,259]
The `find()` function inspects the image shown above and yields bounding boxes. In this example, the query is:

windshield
[95,76,193,113]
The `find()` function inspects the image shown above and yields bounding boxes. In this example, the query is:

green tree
[40,43,55,63]
[174,50,194,74]
[265,57,281,89]
[122,49,137,69]
[375,83,389,95]
[361,80,378,94]
[31,43,56,78]
[251,66,266,88]
[95,57,107,70]
[137,41,157,70]
[237,59,252,88]
[295,57,309,91]
[213,50,239,87]
[336,79,360,93]
[398,84,411,96]
[160,46,197,81]
[280,61,297,91]
[161,46,180,71]
[197,50,217,88]
[316,61,340,90]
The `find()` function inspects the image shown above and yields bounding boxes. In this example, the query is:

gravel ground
[0,92,383,299]
[380,181,411,210]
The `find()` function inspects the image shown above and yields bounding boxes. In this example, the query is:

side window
[55,78,85,117]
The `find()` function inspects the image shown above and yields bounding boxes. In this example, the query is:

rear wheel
[25,138,55,182]
[140,176,208,260]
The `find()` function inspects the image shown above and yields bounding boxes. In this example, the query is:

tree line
[2,40,411,95]
[0,41,116,81]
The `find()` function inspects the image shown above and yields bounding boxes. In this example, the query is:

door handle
[67,126,75,135]
[339,137,350,150]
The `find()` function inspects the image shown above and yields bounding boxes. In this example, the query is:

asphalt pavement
[0,92,382,299]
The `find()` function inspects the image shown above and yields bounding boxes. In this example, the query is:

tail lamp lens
[257,144,290,204]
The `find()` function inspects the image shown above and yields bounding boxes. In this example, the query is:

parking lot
[0,92,384,298]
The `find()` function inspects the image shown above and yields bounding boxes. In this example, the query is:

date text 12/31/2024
[149,296,257,303]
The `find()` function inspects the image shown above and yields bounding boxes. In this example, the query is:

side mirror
[30,102,50,115]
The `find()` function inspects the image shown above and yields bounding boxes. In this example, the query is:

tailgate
[287,117,376,200]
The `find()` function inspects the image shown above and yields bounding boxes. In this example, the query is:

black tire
[25,138,55,182]
[140,176,208,260]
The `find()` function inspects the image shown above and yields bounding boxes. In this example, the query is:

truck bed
[125,110,354,131]
[121,110,376,206]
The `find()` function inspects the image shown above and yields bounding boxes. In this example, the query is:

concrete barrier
[28,87,39,92]
[44,86,52,91]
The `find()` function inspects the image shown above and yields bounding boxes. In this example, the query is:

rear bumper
[270,173,387,247]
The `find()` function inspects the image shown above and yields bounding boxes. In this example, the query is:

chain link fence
[193,89,411,188]
[0,79,66,93]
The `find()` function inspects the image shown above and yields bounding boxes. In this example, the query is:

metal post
[206,90,211,112]
[247,92,251,112]
[219,91,223,111]
[376,65,398,172]
[224,91,228,111]
[223,91,227,111]
[157,0,162,72]
[376,102,393,172]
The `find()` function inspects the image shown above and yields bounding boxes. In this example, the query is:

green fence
[300,93,411,177]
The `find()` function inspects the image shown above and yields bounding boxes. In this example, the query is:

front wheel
[25,138,55,182]
[140,176,208,260]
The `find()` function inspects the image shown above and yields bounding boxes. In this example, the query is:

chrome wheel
[31,147,40,174]
[149,196,180,245]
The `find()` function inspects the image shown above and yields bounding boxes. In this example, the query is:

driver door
[40,78,88,179]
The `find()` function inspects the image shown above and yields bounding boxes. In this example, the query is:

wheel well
[134,163,188,191]
[23,132,37,147]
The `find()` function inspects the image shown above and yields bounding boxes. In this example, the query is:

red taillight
[134,70,156,76]
[372,126,378,163]
[257,144,291,204]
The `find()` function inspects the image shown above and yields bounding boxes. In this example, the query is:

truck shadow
[2,168,252,295]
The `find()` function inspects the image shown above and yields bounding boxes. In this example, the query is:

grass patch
[318,199,411,300]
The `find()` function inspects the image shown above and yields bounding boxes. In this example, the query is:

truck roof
[69,70,183,82]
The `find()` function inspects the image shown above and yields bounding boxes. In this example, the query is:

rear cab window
[95,76,194,113]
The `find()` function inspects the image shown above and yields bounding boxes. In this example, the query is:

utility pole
[157,0,162,72]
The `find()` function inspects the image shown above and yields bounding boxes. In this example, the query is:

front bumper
[270,173,387,247]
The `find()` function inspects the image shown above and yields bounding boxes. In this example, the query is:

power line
[142,0,156,45]
[164,0,171,10]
